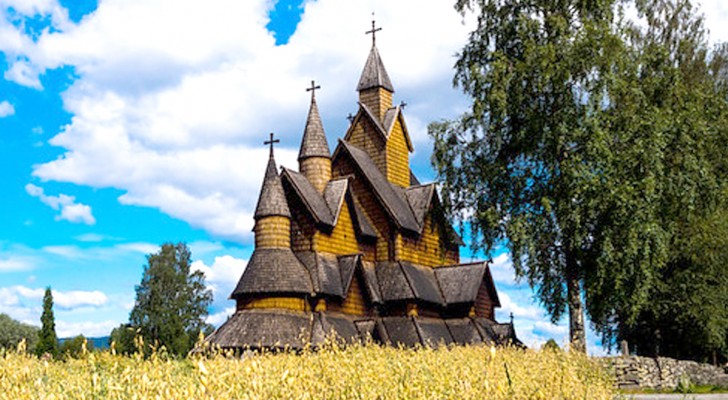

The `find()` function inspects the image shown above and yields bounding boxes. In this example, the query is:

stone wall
[601,356,728,390]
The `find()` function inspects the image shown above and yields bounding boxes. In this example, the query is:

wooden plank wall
[254,216,290,248]
[385,119,410,187]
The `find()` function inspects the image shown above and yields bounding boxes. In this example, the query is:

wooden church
[207,23,520,349]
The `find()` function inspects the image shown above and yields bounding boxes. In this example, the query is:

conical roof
[254,151,291,220]
[357,45,394,92]
[298,95,331,160]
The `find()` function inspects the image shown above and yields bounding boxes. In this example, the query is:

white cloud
[55,319,118,338]
[0,100,14,117]
[0,257,33,271]
[206,306,235,327]
[0,285,107,311]
[25,183,96,225]
[0,0,473,244]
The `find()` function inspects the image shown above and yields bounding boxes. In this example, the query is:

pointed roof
[298,93,331,160]
[254,150,291,220]
[357,45,394,92]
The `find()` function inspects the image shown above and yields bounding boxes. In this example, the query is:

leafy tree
[430,0,622,352]
[129,242,213,356]
[59,335,93,359]
[0,313,38,352]
[36,287,58,357]
[109,323,137,355]
[431,0,728,353]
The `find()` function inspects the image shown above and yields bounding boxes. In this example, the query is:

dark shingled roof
[400,261,445,306]
[336,140,420,234]
[405,184,435,228]
[471,318,498,345]
[375,261,414,302]
[316,312,362,345]
[254,153,291,220]
[350,200,378,240]
[381,317,421,347]
[323,179,348,225]
[446,319,483,345]
[338,255,359,296]
[281,168,334,226]
[434,262,488,305]
[414,318,454,347]
[357,44,394,92]
[298,95,331,161]
[207,309,313,350]
[295,251,343,298]
[354,320,376,340]
[231,248,313,298]
[360,261,382,304]
[409,170,420,186]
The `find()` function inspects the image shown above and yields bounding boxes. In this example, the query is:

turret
[357,20,394,121]
[298,81,332,193]
[253,133,291,249]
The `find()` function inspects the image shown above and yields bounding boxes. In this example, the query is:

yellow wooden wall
[346,117,387,175]
[385,119,410,188]
[314,201,360,254]
[289,196,316,252]
[359,88,392,121]
[240,296,309,312]
[254,216,291,248]
[328,275,368,316]
[333,157,392,261]
[397,210,459,266]
[300,157,331,193]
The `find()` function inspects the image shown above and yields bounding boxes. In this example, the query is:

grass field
[0,340,615,399]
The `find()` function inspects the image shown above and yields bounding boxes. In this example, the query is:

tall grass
[0,339,614,399]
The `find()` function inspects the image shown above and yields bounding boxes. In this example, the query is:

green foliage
[542,339,561,352]
[432,0,728,354]
[109,323,137,355]
[129,242,213,356]
[0,314,38,352]
[59,335,93,359]
[36,287,58,357]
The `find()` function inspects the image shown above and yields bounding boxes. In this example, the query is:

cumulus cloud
[0,0,473,243]
[192,255,247,313]
[25,183,96,224]
[0,100,14,117]
[0,285,107,309]
[206,306,235,327]
[55,319,119,338]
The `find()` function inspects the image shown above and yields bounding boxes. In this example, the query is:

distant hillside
[59,336,110,349]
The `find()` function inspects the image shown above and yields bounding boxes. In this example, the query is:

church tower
[207,19,520,352]
[357,22,394,121]
[298,81,332,193]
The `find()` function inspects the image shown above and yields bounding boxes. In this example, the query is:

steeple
[357,19,394,121]
[254,133,291,249]
[298,81,332,193]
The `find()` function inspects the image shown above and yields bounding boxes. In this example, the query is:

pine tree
[36,287,58,357]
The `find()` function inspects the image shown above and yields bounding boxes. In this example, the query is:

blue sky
[1,0,726,353]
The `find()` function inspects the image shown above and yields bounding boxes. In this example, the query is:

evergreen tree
[129,242,212,356]
[36,287,58,357]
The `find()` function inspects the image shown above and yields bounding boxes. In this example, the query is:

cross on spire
[264,132,280,157]
[347,113,355,123]
[365,14,382,46]
[306,80,321,99]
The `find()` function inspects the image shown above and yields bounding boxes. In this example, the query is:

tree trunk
[567,263,586,353]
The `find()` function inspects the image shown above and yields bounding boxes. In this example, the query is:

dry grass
[0,339,614,399]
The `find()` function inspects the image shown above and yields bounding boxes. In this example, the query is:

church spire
[357,18,394,121]
[298,80,330,161]
[298,81,332,193]
[254,133,290,221]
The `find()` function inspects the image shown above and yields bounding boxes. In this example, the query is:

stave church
[207,22,520,349]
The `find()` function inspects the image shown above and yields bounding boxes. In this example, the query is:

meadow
[0,340,615,399]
